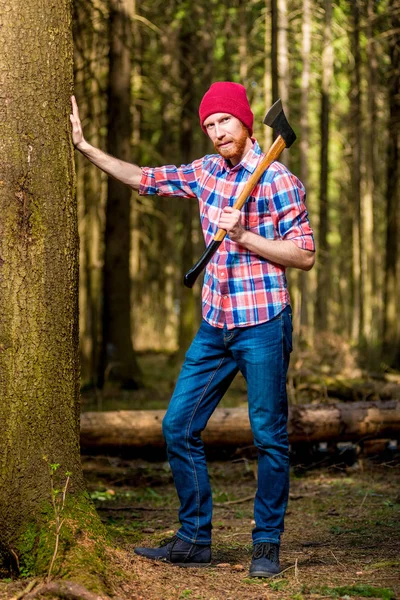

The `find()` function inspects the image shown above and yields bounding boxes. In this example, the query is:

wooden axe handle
[213,134,286,243]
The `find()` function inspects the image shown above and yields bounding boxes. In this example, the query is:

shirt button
[220,272,225,277]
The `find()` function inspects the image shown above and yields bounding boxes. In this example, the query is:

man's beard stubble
[214,126,250,162]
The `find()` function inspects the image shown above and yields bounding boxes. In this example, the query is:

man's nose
[215,124,225,138]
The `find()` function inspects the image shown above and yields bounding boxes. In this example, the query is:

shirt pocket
[245,214,259,230]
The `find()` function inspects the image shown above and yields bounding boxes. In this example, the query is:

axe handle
[213,134,286,242]
[183,134,287,288]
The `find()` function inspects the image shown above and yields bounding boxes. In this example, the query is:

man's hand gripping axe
[183,99,296,288]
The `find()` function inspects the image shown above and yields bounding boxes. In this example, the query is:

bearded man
[70,81,315,577]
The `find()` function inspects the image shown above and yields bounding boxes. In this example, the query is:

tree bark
[0,0,107,585]
[350,0,363,344]
[80,400,400,450]
[177,8,197,356]
[315,0,333,333]
[383,0,400,367]
[73,0,107,387]
[101,0,142,388]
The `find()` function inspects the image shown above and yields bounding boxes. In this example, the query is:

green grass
[308,584,396,599]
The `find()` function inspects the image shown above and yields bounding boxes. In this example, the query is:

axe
[183,98,296,288]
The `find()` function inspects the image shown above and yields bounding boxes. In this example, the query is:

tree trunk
[177,10,197,356]
[362,0,378,349]
[101,0,142,388]
[350,0,363,344]
[80,400,400,450]
[271,0,279,104]
[298,0,312,337]
[383,0,400,367]
[315,0,333,333]
[0,0,106,586]
[73,0,107,388]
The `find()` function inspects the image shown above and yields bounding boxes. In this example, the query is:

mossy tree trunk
[0,0,107,588]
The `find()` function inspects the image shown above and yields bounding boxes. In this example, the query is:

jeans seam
[185,356,226,542]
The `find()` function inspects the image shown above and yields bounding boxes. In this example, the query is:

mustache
[215,140,233,148]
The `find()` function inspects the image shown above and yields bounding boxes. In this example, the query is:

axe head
[263,99,296,148]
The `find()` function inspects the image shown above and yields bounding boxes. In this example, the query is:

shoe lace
[253,543,279,562]
[159,535,178,547]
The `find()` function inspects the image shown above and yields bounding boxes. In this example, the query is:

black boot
[134,535,211,567]
[249,542,280,577]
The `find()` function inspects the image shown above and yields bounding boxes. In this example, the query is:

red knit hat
[199,82,254,136]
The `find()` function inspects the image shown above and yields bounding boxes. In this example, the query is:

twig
[294,557,299,582]
[269,563,296,578]
[356,490,368,514]
[9,578,38,600]
[214,495,254,507]
[47,469,70,581]
[96,505,177,511]
[10,549,20,571]
[330,549,346,570]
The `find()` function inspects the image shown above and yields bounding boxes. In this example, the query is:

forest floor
[80,345,400,600]
[84,454,400,600]
[1,346,399,600]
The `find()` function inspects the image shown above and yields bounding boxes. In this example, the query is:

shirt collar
[217,139,262,174]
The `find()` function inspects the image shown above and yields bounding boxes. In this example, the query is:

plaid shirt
[139,140,315,330]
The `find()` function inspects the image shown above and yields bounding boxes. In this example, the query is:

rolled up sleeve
[270,172,315,251]
[139,159,204,199]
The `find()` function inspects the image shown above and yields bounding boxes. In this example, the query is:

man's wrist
[76,139,91,154]
[236,228,251,246]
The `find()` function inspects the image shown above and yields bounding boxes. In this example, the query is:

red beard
[214,126,250,162]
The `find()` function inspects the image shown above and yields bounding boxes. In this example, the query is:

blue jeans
[162,306,292,546]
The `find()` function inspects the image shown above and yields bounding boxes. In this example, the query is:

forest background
[73,0,399,392]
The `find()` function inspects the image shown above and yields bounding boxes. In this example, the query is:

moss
[15,492,110,594]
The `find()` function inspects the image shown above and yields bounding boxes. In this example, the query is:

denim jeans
[162,306,292,546]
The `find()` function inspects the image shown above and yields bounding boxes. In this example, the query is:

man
[70,81,315,577]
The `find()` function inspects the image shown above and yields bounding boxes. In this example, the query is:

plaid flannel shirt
[139,140,315,330]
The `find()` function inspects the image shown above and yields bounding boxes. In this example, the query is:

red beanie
[199,82,254,136]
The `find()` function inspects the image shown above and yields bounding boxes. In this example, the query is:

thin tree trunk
[298,0,312,337]
[271,0,279,104]
[177,9,198,356]
[74,0,105,388]
[350,0,363,344]
[264,0,273,149]
[315,0,333,333]
[277,0,289,165]
[101,0,142,388]
[0,0,106,583]
[362,0,377,348]
[383,0,400,366]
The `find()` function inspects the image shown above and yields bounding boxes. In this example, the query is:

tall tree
[362,0,378,347]
[177,3,198,356]
[101,0,142,388]
[74,0,107,387]
[383,0,400,366]
[350,0,363,343]
[315,0,333,332]
[298,0,312,335]
[0,0,106,584]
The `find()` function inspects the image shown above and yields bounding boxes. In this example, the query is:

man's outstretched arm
[70,96,142,191]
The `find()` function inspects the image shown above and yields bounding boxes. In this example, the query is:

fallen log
[80,400,400,451]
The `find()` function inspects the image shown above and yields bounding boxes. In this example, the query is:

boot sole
[249,570,279,578]
[172,562,211,568]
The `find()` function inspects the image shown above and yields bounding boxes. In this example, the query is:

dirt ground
[81,453,399,600]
